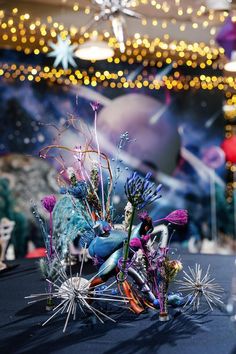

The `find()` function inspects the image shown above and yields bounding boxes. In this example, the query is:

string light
[0,63,236,92]
[146,0,227,35]
[0,6,226,68]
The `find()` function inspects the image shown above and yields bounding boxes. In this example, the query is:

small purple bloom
[141,234,151,243]
[92,255,104,266]
[41,195,57,213]
[159,247,169,257]
[90,101,100,112]
[138,211,149,221]
[102,221,111,233]
[130,237,142,249]
[39,153,46,159]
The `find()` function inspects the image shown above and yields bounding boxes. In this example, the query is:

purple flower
[92,255,104,266]
[41,195,57,213]
[90,101,100,112]
[130,237,142,249]
[141,234,151,243]
[102,221,111,233]
[138,211,149,221]
[155,209,188,226]
[124,171,162,210]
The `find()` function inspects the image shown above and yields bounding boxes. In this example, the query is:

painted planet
[202,146,225,169]
[97,93,180,175]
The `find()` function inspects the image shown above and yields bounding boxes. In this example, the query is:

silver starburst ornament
[47,35,78,70]
[82,0,142,52]
[26,253,129,332]
[176,264,223,311]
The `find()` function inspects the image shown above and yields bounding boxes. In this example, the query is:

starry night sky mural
[0,49,233,256]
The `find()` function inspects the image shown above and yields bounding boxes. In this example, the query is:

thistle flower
[90,167,99,192]
[67,167,76,180]
[165,259,183,281]
[124,172,162,210]
[167,260,183,272]
[67,167,77,186]
[41,195,57,213]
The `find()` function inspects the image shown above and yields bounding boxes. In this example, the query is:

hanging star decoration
[25,252,129,332]
[176,264,224,311]
[47,35,78,70]
[81,0,142,52]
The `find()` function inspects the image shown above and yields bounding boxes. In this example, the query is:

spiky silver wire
[176,263,224,311]
[25,250,129,332]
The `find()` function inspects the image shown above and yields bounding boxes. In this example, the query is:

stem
[125,207,135,260]
[234,171,236,240]
[78,148,86,181]
[210,170,217,242]
[94,109,106,219]
[119,207,136,281]
[49,212,53,258]
[46,281,53,310]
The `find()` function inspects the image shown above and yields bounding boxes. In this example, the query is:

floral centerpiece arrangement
[27,103,223,331]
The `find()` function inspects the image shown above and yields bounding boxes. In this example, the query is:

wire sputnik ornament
[26,251,129,332]
[176,263,224,311]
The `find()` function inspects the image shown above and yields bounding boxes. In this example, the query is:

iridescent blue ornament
[53,196,95,255]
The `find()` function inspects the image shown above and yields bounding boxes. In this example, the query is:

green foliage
[216,184,234,236]
[0,177,28,257]
[39,257,61,282]
[0,178,14,220]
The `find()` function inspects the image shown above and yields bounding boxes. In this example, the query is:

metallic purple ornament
[216,17,236,59]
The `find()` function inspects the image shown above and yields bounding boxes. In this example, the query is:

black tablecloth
[0,253,236,354]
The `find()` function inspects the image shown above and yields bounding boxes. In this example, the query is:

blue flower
[68,181,88,199]
[60,181,88,199]
[60,187,67,195]
[124,172,162,210]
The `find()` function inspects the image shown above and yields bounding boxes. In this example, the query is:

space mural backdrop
[0,53,233,256]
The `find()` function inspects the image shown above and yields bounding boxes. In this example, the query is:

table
[0,253,236,354]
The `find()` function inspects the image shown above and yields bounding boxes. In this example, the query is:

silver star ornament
[81,0,142,52]
[48,35,78,70]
